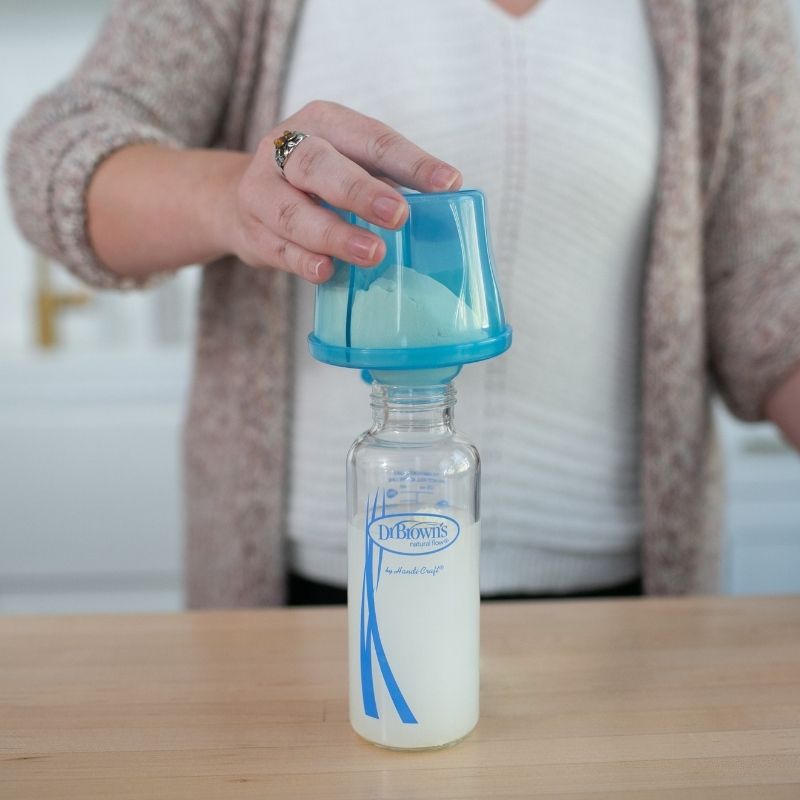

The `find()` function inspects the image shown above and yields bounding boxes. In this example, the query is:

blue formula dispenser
[308,189,511,384]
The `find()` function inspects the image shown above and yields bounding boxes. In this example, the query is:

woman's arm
[766,364,800,450]
[6,0,247,290]
[12,0,462,287]
[703,0,800,424]
[87,145,248,279]
[87,101,462,284]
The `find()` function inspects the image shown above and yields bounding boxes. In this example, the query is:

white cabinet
[0,351,188,613]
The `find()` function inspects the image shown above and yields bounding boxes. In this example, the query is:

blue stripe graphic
[359,490,418,724]
[359,540,378,718]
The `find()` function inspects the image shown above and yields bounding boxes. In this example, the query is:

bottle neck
[370,382,456,435]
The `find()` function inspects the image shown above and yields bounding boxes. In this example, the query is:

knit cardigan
[7,0,800,605]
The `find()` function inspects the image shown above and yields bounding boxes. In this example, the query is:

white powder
[319,265,486,349]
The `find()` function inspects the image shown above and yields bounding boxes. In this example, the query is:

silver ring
[274,130,309,175]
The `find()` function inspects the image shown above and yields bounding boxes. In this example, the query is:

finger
[260,179,386,267]
[295,101,463,193]
[282,135,409,229]
[246,225,334,283]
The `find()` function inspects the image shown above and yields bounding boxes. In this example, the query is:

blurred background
[1,0,799,614]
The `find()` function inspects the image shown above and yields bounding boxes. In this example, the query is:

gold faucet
[34,255,92,348]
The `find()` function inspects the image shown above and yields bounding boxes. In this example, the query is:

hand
[225,101,463,283]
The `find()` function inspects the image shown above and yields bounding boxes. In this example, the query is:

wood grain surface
[1,596,799,799]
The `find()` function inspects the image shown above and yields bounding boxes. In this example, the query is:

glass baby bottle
[307,189,511,750]
[346,379,480,749]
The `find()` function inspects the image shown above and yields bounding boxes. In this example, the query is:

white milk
[347,508,480,749]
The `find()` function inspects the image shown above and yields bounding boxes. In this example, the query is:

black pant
[287,571,642,606]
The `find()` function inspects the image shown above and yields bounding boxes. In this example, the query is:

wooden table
[1,597,800,799]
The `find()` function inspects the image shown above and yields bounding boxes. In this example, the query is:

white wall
[1,0,108,352]
[0,0,198,356]
[0,1,193,613]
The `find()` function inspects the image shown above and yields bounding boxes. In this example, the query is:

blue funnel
[308,189,512,384]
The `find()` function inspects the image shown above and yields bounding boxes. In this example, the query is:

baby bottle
[346,379,479,749]
[309,189,511,749]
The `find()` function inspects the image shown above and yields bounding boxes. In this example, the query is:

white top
[282,0,661,593]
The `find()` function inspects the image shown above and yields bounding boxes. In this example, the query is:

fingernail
[310,259,327,280]
[372,194,406,226]
[348,233,379,263]
[431,165,460,191]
